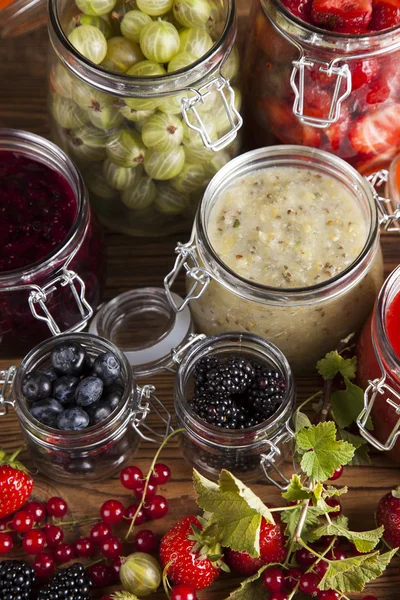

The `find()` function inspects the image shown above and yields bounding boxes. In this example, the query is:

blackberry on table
[37,563,90,600]
[206,358,255,395]
[0,560,35,600]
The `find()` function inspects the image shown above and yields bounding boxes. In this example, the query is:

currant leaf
[294,410,312,433]
[323,485,348,497]
[338,429,371,466]
[296,422,355,481]
[331,377,373,430]
[227,565,269,600]
[282,475,313,502]
[317,351,357,380]
[281,505,322,548]
[312,515,384,553]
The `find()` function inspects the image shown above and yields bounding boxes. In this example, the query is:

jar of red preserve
[244,0,400,173]
[0,129,103,358]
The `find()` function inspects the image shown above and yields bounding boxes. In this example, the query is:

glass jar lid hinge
[0,366,16,417]
[260,422,295,491]
[132,384,173,444]
[367,170,400,232]
[357,376,400,451]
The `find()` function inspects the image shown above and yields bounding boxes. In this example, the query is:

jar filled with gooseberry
[47,0,243,237]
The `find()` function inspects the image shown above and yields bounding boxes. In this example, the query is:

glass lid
[88,287,193,378]
[0,0,47,38]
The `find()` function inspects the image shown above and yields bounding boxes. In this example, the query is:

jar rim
[174,331,295,447]
[195,145,379,306]
[48,0,236,97]
[0,128,88,285]
[13,332,136,447]
[373,265,400,377]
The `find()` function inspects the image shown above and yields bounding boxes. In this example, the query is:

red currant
[296,547,316,567]
[54,543,75,564]
[25,502,46,523]
[299,573,320,594]
[12,510,34,533]
[269,593,288,600]
[22,530,47,554]
[74,537,95,558]
[328,466,343,481]
[284,567,303,591]
[144,495,168,520]
[134,481,157,501]
[149,463,171,485]
[44,524,63,548]
[100,535,123,559]
[170,584,197,600]
[100,499,124,525]
[317,592,340,600]
[120,465,143,490]
[90,522,112,545]
[313,560,329,577]
[87,563,113,587]
[46,497,68,518]
[262,566,284,592]
[110,557,121,582]
[133,529,158,553]
[124,504,146,525]
[33,552,55,579]
[325,497,342,518]
[326,548,347,561]
[0,533,13,555]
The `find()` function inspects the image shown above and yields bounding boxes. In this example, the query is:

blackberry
[207,357,255,395]
[0,560,35,600]
[190,394,239,428]
[193,356,219,387]
[37,563,90,600]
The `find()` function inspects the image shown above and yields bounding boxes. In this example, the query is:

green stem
[8,447,24,463]
[269,505,304,513]
[1,515,97,534]
[307,536,337,574]
[298,539,329,563]
[295,391,322,417]
[287,580,300,600]
[123,428,185,542]
[162,562,173,599]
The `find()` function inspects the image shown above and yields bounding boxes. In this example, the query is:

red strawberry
[159,515,222,590]
[224,516,287,576]
[281,0,313,20]
[366,80,391,104]
[0,448,33,519]
[349,104,400,155]
[376,487,400,549]
[311,0,373,30]
[369,3,400,29]
[261,98,321,147]
[350,58,380,90]
[325,107,351,152]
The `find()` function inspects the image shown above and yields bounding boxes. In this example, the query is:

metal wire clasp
[182,77,243,151]
[260,422,295,491]
[357,376,400,451]
[0,367,16,417]
[366,170,400,232]
[132,384,173,444]
[290,57,351,128]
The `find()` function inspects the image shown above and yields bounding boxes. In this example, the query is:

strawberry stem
[162,561,173,598]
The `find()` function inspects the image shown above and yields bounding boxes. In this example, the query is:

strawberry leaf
[319,548,397,593]
[312,515,384,553]
[282,475,313,502]
[317,351,357,380]
[331,377,372,430]
[338,429,371,466]
[296,422,355,481]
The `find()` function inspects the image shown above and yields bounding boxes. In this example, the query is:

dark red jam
[0,151,77,272]
[386,292,400,359]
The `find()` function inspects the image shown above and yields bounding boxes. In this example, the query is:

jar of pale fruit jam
[0,129,103,358]
[165,146,390,373]
[244,0,400,174]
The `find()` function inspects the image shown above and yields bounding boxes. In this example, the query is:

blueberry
[52,375,80,405]
[57,407,90,431]
[42,367,58,383]
[22,371,52,402]
[86,401,113,426]
[75,376,103,407]
[101,384,123,411]
[51,341,87,376]
[92,352,121,386]
[30,398,63,427]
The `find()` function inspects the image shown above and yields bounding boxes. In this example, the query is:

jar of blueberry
[0,333,171,483]
[0,129,104,358]
[173,331,295,489]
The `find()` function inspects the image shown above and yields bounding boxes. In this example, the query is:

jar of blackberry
[0,129,103,358]
[173,331,296,489]
[0,332,171,483]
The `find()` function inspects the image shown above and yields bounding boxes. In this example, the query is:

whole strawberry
[159,515,222,590]
[376,487,400,550]
[0,448,33,519]
[225,515,287,575]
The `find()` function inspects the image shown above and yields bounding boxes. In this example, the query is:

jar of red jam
[244,0,400,173]
[0,129,103,358]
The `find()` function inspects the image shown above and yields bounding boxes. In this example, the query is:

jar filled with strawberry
[244,0,400,173]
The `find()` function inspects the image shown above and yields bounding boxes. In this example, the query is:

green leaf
[331,377,373,430]
[338,429,371,466]
[296,422,355,481]
[317,351,357,380]
[228,566,269,600]
[282,475,313,502]
[312,515,384,553]
[281,505,322,548]
[324,485,348,497]
[294,410,312,433]
[319,548,397,593]
[193,470,273,557]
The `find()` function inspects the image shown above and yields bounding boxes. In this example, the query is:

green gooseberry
[154,182,188,214]
[121,175,157,210]
[101,36,144,73]
[144,146,185,180]
[52,95,89,129]
[106,128,146,167]
[68,24,108,64]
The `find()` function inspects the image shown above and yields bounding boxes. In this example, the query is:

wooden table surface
[1,2,400,598]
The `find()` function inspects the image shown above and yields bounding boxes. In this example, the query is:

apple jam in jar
[0,129,103,357]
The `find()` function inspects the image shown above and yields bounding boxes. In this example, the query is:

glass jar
[165,146,387,373]
[244,0,400,174]
[46,0,243,238]
[0,0,47,38]
[0,332,171,483]
[0,129,103,358]
[173,331,295,488]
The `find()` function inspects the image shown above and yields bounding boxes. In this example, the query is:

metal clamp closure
[132,384,173,444]
[0,366,16,417]
[357,376,400,451]
[164,240,212,313]
[172,333,207,366]
[260,422,295,491]
[290,57,352,128]
[367,170,400,232]
[182,76,243,151]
